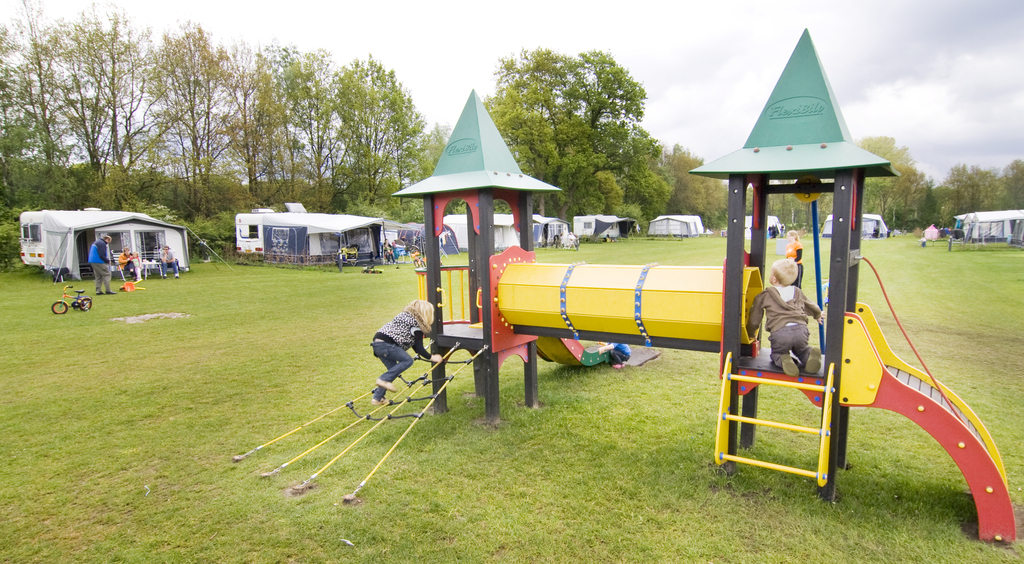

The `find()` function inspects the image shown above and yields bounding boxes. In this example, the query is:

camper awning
[262,213,405,234]
[41,210,184,233]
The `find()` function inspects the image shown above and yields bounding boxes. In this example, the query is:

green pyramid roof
[692,30,896,180]
[393,90,561,197]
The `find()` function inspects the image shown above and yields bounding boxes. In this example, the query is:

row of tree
[1,3,1021,267]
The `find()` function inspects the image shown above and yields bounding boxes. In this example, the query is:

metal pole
[811,200,825,353]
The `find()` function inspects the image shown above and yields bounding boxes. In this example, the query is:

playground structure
[389,30,1015,542]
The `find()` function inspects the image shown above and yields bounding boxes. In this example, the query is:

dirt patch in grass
[111,313,192,324]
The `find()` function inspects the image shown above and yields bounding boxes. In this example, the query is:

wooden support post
[741,175,768,449]
[819,168,858,501]
[423,196,448,414]
[723,175,749,458]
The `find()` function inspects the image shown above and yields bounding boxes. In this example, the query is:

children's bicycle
[52,285,92,314]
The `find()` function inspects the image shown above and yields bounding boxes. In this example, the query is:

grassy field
[0,237,1021,563]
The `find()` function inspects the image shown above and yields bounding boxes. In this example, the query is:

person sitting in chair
[160,246,180,279]
[118,247,141,281]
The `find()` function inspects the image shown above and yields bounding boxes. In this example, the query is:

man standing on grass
[88,235,116,295]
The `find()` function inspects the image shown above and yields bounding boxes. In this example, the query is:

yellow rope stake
[345,346,488,501]
[292,346,464,491]
[233,391,375,462]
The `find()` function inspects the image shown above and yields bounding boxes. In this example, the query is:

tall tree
[14,0,66,167]
[55,7,157,177]
[279,49,340,209]
[335,56,425,209]
[225,41,286,202]
[488,49,662,220]
[1002,159,1024,209]
[154,22,232,218]
[942,164,1002,215]
[660,144,725,226]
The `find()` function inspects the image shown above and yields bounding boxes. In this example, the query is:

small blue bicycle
[52,285,92,314]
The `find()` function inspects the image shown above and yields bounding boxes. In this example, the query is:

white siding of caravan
[235,214,265,253]
[573,215,621,238]
[19,211,46,265]
[443,214,519,251]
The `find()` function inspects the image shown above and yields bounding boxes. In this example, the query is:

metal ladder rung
[718,453,822,481]
[722,413,824,436]
[728,374,828,393]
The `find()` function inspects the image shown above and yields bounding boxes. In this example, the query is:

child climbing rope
[370,300,442,405]
[746,259,823,376]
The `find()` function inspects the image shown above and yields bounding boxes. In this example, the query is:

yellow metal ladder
[714,353,835,487]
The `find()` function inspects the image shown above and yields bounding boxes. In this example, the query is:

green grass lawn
[0,237,1021,563]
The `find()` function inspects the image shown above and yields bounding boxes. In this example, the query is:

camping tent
[648,215,704,238]
[444,214,520,251]
[532,215,570,247]
[959,210,1024,243]
[235,212,406,264]
[924,225,939,240]
[821,213,889,239]
[21,210,189,280]
[744,215,782,239]
[573,215,637,239]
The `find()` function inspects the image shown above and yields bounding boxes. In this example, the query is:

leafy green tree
[225,41,287,204]
[660,145,725,228]
[488,49,663,220]
[941,164,1002,215]
[278,48,340,210]
[334,56,425,210]
[154,22,232,218]
[857,136,930,229]
[1002,159,1024,209]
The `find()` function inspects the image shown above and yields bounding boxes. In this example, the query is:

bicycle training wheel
[79,297,92,311]
[52,301,68,314]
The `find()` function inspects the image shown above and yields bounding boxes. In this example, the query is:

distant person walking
[88,235,116,295]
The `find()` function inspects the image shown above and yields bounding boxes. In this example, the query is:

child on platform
[746,259,823,376]
[370,300,442,405]
[597,342,631,369]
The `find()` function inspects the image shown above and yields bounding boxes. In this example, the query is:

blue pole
[811,200,825,354]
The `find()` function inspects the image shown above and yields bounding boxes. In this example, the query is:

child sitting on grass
[746,259,823,376]
[597,342,631,369]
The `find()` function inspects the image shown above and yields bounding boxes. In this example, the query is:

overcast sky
[8,0,1024,182]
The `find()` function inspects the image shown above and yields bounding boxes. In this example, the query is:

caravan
[20,209,189,280]
[573,215,637,240]
[821,214,888,239]
[235,207,405,264]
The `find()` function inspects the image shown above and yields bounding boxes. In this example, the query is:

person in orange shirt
[785,230,804,288]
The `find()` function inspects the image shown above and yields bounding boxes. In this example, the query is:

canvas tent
[21,210,189,280]
[821,213,888,238]
[533,215,570,247]
[444,214,520,251]
[573,215,637,239]
[648,215,704,238]
[235,211,405,264]
[958,210,1024,243]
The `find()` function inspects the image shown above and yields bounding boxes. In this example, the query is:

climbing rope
[345,345,488,501]
[288,345,464,493]
[231,391,374,462]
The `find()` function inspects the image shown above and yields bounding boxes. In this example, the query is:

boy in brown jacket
[747,259,823,376]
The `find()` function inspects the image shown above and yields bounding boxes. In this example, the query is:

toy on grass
[52,285,91,314]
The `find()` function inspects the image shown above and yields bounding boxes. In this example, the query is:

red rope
[860,256,963,424]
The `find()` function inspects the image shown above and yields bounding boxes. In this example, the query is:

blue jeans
[371,341,414,400]
[161,260,179,277]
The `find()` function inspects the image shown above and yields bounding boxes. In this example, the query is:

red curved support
[870,370,1016,542]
